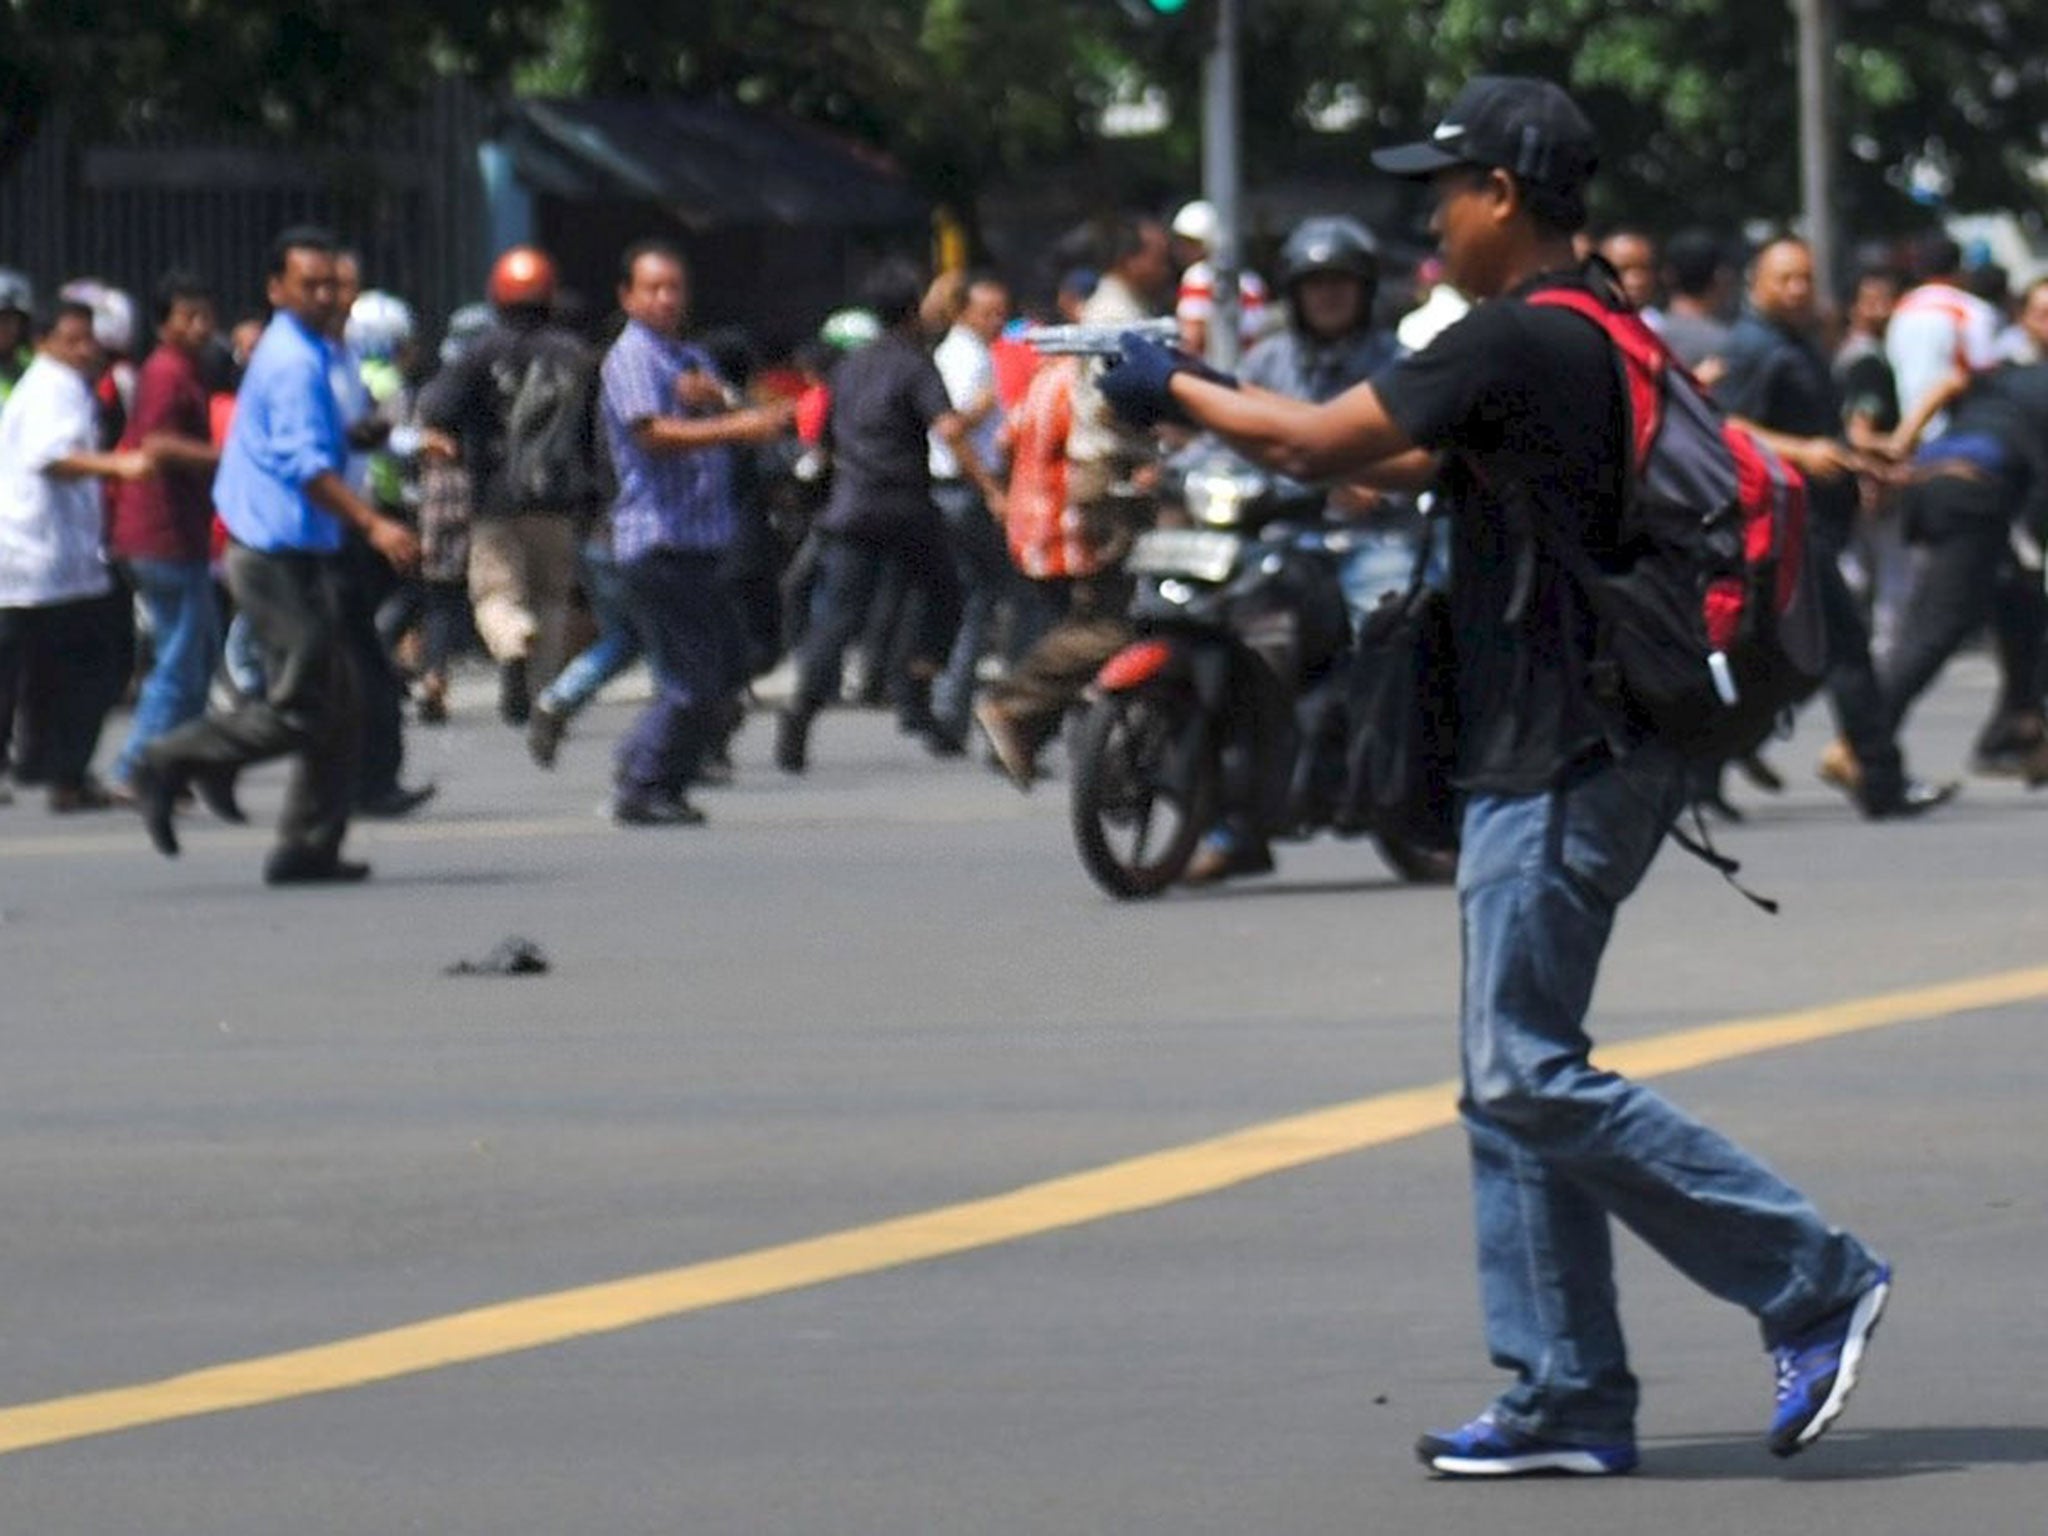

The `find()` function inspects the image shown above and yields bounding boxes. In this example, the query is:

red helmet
[488,246,558,310]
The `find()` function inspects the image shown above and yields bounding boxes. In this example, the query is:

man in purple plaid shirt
[598,240,792,825]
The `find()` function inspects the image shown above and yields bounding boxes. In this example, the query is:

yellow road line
[5,962,2047,1457]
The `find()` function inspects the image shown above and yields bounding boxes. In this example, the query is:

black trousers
[0,590,126,790]
[1811,509,1905,804]
[339,536,407,802]
[149,543,360,860]
[793,516,963,719]
[1882,473,2045,734]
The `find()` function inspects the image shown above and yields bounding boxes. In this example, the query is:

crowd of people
[11,67,2046,1475]
[2,178,2045,881]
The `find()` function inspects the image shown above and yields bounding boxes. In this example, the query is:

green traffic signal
[1150,0,1189,10]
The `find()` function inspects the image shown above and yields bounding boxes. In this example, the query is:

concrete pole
[1795,0,1838,308]
[1201,0,1243,368]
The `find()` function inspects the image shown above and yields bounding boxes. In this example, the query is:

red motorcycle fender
[1095,638,1178,693]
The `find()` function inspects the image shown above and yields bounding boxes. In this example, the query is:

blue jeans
[115,559,220,783]
[540,538,641,718]
[1457,744,1881,1443]
[931,481,1012,734]
[223,609,266,698]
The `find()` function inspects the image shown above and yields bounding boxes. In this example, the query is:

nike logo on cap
[1433,123,1464,140]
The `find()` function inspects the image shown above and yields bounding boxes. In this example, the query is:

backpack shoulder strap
[1524,286,1668,474]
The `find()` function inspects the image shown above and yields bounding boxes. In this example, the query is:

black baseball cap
[1372,76,1599,193]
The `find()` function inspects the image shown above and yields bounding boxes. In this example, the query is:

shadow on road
[1639,1426,2048,1481]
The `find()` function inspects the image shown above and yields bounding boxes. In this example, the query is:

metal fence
[0,80,493,337]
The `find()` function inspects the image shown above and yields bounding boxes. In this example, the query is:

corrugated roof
[500,96,927,230]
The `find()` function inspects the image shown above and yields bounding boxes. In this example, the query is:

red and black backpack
[1519,280,1828,761]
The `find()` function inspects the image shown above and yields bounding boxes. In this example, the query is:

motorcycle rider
[1240,217,1399,404]
[1186,215,1404,885]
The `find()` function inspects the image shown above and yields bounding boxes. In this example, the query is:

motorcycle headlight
[1184,469,1268,528]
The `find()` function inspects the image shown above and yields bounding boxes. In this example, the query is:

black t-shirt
[1945,363,2048,532]
[1375,278,1628,794]
[1835,339,1900,434]
[1716,312,1856,526]
[820,331,954,537]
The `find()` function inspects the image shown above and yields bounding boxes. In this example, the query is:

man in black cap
[1097,75,1890,1478]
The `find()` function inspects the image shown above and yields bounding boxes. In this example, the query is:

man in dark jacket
[1882,359,2048,776]
[775,260,1005,773]
[420,245,601,725]
[1716,235,1952,819]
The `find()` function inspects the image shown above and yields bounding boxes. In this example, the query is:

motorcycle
[1069,445,1457,899]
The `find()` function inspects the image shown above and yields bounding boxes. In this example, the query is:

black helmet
[1278,216,1380,292]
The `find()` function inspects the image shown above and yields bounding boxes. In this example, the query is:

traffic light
[1149,0,1189,10]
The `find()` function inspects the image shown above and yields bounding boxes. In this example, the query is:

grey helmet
[439,302,494,367]
[0,268,33,318]
[1278,216,1380,294]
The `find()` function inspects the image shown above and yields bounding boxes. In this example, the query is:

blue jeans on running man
[1457,741,1884,1445]
[539,537,642,719]
[115,558,221,786]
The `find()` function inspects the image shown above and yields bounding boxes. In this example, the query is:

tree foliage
[534,0,2048,234]
[3,0,2043,239]
[1406,0,2048,233]
[0,0,544,170]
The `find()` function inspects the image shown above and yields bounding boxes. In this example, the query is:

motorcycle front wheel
[1070,688,1219,899]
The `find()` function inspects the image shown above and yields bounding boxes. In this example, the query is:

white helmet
[820,307,882,352]
[1170,199,1218,248]
[346,291,416,361]
[60,279,136,355]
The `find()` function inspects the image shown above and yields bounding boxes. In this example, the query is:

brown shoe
[48,777,115,814]
[1182,834,1276,887]
[1817,737,1863,799]
[974,699,1036,791]
[417,674,449,726]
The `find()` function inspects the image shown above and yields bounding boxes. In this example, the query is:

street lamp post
[1201,0,1244,369]
[1795,0,1838,307]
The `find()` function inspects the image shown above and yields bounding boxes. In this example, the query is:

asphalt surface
[3,655,2046,1534]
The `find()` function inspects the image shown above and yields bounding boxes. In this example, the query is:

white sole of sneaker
[1429,1449,1633,1477]
[1794,1272,1891,1450]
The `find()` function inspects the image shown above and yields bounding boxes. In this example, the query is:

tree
[6,0,2041,241]
[527,0,2046,237]
[536,0,1172,211]
[1396,0,2048,235]
[0,0,553,177]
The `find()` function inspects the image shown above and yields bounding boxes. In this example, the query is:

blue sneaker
[1768,1263,1891,1457]
[1416,1412,1638,1477]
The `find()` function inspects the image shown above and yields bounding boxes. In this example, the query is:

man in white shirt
[928,273,1013,747]
[1887,235,2003,435]
[0,297,151,809]
[1874,235,2006,661]
[1171,199,1272,359]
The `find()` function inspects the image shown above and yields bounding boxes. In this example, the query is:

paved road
[3,658,2045,1533]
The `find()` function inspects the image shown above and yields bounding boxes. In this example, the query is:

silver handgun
[1021,316,1181,357]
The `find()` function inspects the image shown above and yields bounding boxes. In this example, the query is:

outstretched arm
[1169,374,1432,485]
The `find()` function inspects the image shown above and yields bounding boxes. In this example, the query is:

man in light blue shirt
[134,226,420,886]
